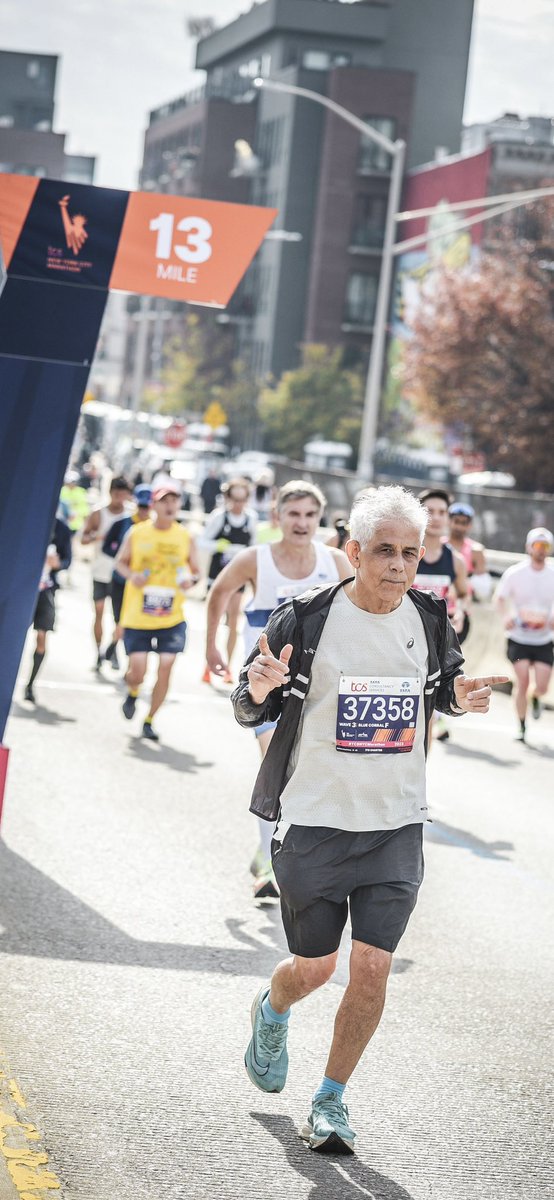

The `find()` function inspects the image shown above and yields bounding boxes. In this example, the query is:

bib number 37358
[336,676,420,754]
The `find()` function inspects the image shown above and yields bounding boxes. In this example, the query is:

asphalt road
[0,562,552,1200]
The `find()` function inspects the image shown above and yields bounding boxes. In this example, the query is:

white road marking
[332,1163,376,1197]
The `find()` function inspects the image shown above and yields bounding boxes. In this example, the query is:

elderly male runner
[232,486,506,1154]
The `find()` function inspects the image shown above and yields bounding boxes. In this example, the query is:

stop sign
[164,421,187,449]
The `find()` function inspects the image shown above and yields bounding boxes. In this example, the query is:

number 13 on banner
[150,212,212,264]
[109,191,277,306]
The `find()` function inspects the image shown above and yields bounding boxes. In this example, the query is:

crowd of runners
[22,463,554,1155]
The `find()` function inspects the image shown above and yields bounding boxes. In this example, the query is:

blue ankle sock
[261,994,290,1025]
[313,1076,346,1102]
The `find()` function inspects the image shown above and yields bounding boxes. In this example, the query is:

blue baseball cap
[134,486,152,507]
[449,502,474,519]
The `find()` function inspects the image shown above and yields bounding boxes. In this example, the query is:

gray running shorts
[272,823,424,958]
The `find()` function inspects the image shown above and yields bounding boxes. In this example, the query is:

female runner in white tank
[205,481,351,895]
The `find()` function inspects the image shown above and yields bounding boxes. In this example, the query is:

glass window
[350,195,387,249]
[27,61,40,79]
[344,274,378,326]
[302,51,331,71]
[256,117,284,170]
[239,58,261,79]
[358,117,396,173]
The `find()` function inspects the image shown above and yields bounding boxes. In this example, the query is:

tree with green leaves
[145,312,235,418]
[259,344,365,461]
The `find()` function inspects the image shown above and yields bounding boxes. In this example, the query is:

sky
[1,0,553,189]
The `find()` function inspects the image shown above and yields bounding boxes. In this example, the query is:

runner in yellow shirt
[114,482,199,741]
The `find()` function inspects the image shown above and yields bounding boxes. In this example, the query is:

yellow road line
[0,1052,62,1199]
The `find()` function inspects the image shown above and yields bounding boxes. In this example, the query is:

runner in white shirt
[205,480,351,897]
[81,476,133,671]
[495,526,554,740]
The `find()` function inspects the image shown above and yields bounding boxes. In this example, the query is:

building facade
[0,50,95,182]
[134,0,475,396]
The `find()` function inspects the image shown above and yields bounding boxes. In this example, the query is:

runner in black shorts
[495,527,554,740]
[232,485,506,1154]
[104,486,153,672]
[24,512,72,704]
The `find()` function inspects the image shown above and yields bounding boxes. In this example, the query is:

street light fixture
[254,76,406,480]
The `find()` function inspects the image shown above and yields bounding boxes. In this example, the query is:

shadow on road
[440,742,519,768]
[11,701,77,727]
[426,821,513,861]
[0,842,418,982]
[251,1112,415,1199]
[239,909,413,985]
[0,840,281,971]
[126,739,213,774]
[520,740,554,759]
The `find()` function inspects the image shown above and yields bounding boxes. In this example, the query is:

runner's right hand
[247,633,293,705]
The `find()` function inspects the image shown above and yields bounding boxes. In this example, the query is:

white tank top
[243,541,340,656]
[92,506,125,583]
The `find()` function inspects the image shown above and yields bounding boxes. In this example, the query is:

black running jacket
[231,580,465,822]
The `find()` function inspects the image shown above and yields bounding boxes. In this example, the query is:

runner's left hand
[453,674,509,713]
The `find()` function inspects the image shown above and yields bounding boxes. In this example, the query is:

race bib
[413,574,450,601]
[336,676,420,754]
[276,582,310,606]
[142,585,175,617]
[517,607,548,630]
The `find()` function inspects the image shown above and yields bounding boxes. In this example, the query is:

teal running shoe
[301,1093,356,1154]
[244,984,289,1093]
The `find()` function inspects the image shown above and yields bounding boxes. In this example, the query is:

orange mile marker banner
[0,174,277,308]
[109,192,277,306]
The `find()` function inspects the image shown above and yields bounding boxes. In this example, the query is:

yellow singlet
[121,519,191,631]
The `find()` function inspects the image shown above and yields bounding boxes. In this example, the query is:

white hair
[349,485,428,548]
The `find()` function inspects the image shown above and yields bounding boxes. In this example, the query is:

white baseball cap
[526,526,553,551]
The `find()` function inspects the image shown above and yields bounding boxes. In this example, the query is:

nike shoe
[122,694,137,721]
[244,985,289,1093]
[24,684,35,704]
[301,1093,356,1155]
[531,695,542,720]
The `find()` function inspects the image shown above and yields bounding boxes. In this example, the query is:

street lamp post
[253,76,405,481]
